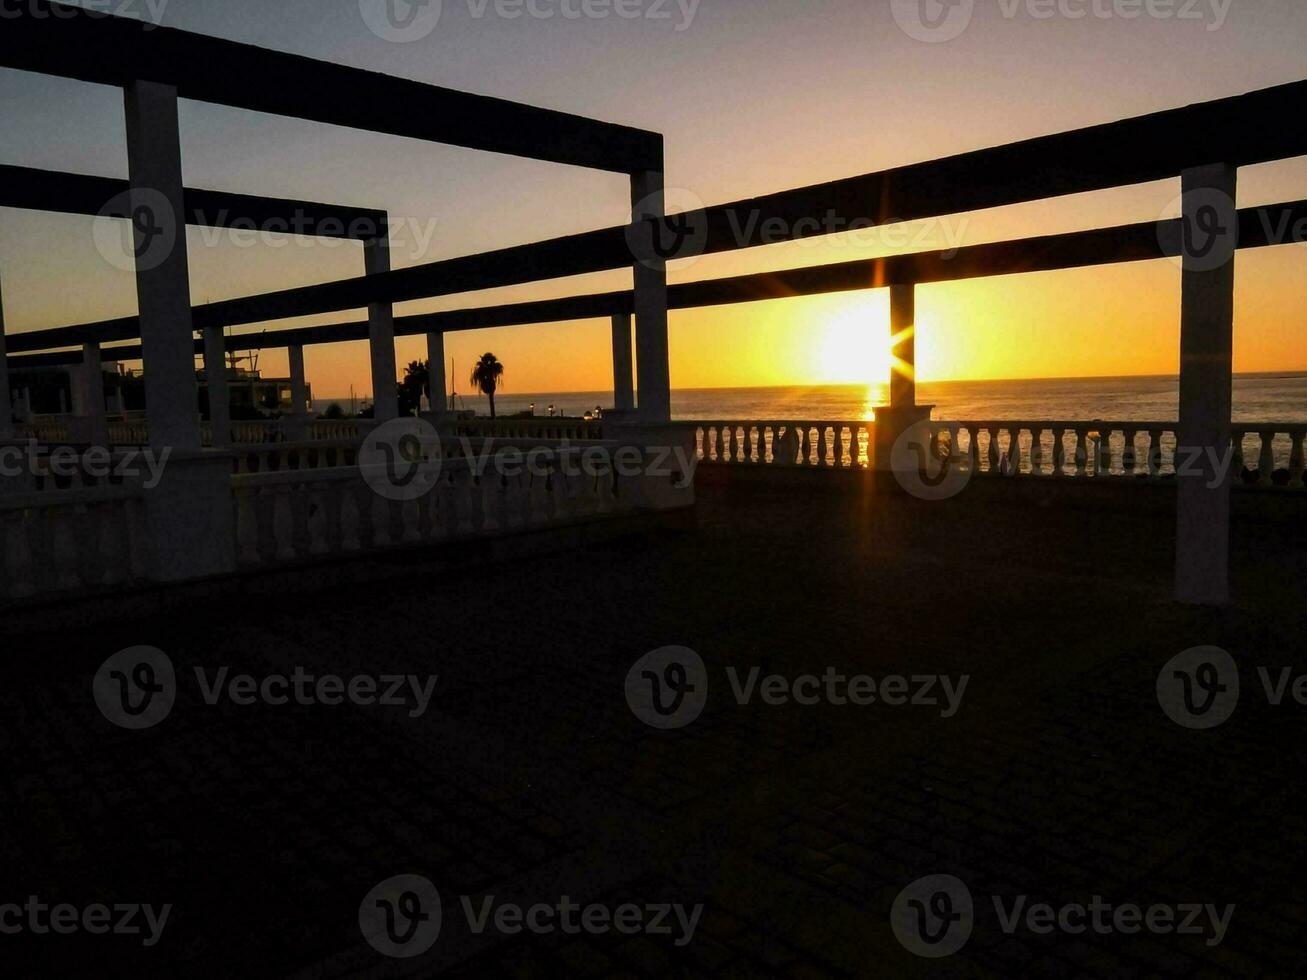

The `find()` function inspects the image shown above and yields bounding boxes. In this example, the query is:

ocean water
[416,373,1307,423]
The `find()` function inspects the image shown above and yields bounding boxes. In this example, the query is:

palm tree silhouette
[469,353,505,418]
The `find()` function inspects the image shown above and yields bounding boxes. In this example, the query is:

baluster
[1120,430,1137,476]
[714,426,726,462]
[370,492,392,548]
[1004,428,1021,476]
[339,486,362,551]
[96,502,124,586]
[272,486,296,561]
[1026,428,1043,476]
[800,426,812,467]
[728,426,740,463]
[530,472,550,525]
[987,427,1001,474]
[1227,430,1244,484]
[596,468,616,514]
[401,494,422,543]
[3,510,36,599]
[1258,432,1275,486]
[53,505,81,590]
[307,487,330,555]
[551,466,570,521]
[1073,428,1088,477]
[831,426,844,469]
[758,426,771,465]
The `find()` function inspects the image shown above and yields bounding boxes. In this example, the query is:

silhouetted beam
[11,201,1307,358]
[0,0,661,174]
[0,165,386,239]
[13,77,1307,342]
[694,79,1307,256]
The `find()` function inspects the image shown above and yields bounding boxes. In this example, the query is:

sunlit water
[429,373,1307,423]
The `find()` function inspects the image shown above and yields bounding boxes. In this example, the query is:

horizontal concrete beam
[15,74,1307,346]
[13,200,1305,363]
[0,165,386,240]
[0,0,661,174]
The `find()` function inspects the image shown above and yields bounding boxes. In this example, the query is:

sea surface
[343,373,1307,423]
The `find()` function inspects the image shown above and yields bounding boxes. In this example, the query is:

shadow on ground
[2,478,1305,976]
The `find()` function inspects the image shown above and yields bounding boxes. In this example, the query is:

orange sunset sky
[3,0,1307,400]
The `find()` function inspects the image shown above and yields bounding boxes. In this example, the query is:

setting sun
[817,298,893,385]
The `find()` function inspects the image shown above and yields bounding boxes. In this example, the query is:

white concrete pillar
[889,284,916,409]
[1175,163,1238,605]
[81,342,109,447]
[611,312,635,413]
[203,326,231,448]
[124,79,200,453]
[426,331,447,415]
[364,232,398,422]
[0,271,12,440]
[630,170,672,422]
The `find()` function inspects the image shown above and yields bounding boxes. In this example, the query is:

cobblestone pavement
[2,480,1305,976]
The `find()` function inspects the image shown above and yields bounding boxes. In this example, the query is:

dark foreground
[3,475,1306,977]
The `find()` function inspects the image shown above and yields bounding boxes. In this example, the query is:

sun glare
[817,302,894,385]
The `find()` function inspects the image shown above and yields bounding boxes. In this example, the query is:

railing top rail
[0,481,145,509]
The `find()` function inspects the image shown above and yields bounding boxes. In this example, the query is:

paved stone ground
[2,476,1306,977]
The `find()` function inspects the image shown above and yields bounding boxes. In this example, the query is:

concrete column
[81,342,109,447]
[426,331,447,416]
[288,345,308,414]
[889,284,916,409]
[203,326,231,448]
[611,312,635,412]
[630,170,672,422]
[0,271,12,440]
[1175,163,1238,605]
[364,232,398,422]
[124,79,199,453]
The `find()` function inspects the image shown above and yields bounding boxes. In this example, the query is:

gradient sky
[3,0,1307,400]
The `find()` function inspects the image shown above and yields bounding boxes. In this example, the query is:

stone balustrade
[230,445,668,570]
[1,482,150,600]
[678,421,874,468]
[681,419,1307,489]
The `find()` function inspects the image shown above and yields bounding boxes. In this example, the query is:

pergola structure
[5,1,1307,603]
[0,163,389,445]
